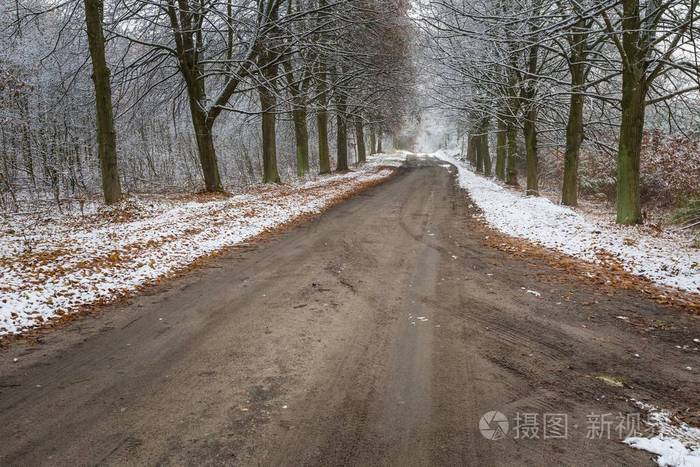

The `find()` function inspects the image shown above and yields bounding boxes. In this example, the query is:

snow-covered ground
[0,167,393,336]
[430,150,700,296]
[365,150,415,167]
[624,401,700,467]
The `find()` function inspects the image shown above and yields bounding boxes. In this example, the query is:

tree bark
[259,87,281,183]
[377,129,383,153]
[561,17,589,206]
[562,62,585,206]
[167,1,225,192]
[479,118,491,176]
[616,69,645,224]
[522,13,540,196]
[84,0,121,204]
[369,127,377,155]
[190,106,222,191]
[256,1,282,184]
[481,133,492,177]
[19,97,35,188]
[506,122,519,186]
[317,110,330,174]
[467,133,478,167]
[316,63,331,174]
[282,55,310,177]
[495,119,507,181]
[292,107,309,177]
[355,118,366,164]
[335,96,349,171]
[476,133,484,173]
[523,106,538,195]
[615,0,645,224]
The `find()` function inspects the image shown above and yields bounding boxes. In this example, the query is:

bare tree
[84,0,122,204]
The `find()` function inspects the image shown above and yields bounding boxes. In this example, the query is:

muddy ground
[0,157,698,466]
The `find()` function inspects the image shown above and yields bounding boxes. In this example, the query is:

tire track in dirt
[0,161,697,465]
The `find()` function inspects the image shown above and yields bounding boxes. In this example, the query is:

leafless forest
[419,0,700,227]
[2,0,700,224]
[1,0,415,209]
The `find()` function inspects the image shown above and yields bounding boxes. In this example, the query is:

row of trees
[1,0,416,207]
[420,0,700,224]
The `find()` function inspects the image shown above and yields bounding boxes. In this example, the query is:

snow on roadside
[624,401,700,467]
[432,150,700,296]
[365,151,412,167]
[0,168,393,336]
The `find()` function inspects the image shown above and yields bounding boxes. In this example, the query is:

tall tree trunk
[166,0,256,193]
[616,68,645,224]
[256,1,282,184]
[522,12,540,196]
[293,107,309,176]
[259,87,281,183]
[355,118,366,164]
[369,127,377,155]
[176,43,223,192]
[616,0,645,224]
[561,18,589,206]
[283,55,310,177]
[495,119,507,181]
[377,129,383,153]
[468,133,478,167]
[336,96,348,171]
[19,97,35,188]
[189,100,223,191]
[316,64,331,174]
[317,109,330,174]
[481,133,492,176]
[506,122,519,186]
[523,106,538,195]
[562,62,585,206]
[480,118,491,176]
[475,132,484,173]
[84,0,121,204]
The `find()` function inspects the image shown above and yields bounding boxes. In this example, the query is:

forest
[420,0,700,226]
[1,0,415,207]
[1,1,700,465]
[3,0,700,228]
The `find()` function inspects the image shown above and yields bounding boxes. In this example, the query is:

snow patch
[0,168,393,336]
[624,401,700,467]
[431,150,700,296]
[365,152,410,168]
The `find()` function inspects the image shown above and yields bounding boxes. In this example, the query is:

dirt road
[1,157,699,466]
